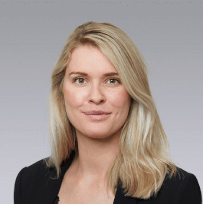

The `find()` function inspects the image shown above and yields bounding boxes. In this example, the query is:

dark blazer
[14,151,202,204]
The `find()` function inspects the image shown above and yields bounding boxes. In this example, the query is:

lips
[83,110,111,115]
[83,111,111,121]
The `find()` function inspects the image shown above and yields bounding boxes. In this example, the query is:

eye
[73,77,87,84]
[106,78,121,84]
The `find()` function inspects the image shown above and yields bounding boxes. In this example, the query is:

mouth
[83,110,111,121]
[83,110,111,115]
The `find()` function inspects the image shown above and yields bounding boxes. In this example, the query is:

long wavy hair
[45,21,177,199]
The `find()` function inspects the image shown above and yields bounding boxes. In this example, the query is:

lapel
[36,151,137,204]
[34,151,75,204]
[113,180,137,204]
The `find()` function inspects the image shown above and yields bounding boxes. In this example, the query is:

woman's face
[63,45,131,140]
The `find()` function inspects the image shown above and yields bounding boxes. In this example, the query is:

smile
[83,113,111,121]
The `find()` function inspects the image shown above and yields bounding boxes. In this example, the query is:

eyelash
[73,77,121,85]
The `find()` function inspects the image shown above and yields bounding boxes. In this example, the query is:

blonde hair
[45,21,177,199]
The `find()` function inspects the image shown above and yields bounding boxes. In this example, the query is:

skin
[63,45,131,141]
[59,45,131,203]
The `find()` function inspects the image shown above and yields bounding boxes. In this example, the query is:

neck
[73,131,120,184]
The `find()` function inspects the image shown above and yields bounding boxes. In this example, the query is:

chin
[77,129,113,140]
[87,131,110,138]
[89,130,120,141]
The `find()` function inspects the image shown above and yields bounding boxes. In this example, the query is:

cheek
[110,92,131,124]
[110,90,131,109]
[64,89,86,107]
[64,90,69,96]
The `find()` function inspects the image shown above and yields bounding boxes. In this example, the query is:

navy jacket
[14,151,202,204]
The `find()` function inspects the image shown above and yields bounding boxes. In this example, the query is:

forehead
[66,45,117,73]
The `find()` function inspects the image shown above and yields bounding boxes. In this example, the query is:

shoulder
[14,151,75,189]
[15,157,52,184]
[14,158,52,199]
[14,153,75,203]
[137,167,202,203]
[163,167,201,194]
[163,167,202,203]
[14,158,51,183]
[14,157,61,203]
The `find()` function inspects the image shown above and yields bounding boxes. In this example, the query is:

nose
[88,83,106,105]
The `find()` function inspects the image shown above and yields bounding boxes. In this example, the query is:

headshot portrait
[0,1,202,204]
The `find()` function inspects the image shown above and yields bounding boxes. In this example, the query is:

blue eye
[73,77,87,84]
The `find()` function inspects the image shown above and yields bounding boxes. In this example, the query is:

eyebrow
[68,72,119,77]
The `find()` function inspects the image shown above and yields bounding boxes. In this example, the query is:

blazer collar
[45,151,137,204]
[34,152,75,204]
[114,181,137,204]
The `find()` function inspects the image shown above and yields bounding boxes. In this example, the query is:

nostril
[90,99,104,104]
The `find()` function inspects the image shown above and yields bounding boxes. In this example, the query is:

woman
[14,21,202,204]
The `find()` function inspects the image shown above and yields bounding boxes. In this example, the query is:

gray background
[0,0,202,202]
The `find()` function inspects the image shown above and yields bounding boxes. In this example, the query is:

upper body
[14,21,202,204]
[14,150,202,204]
